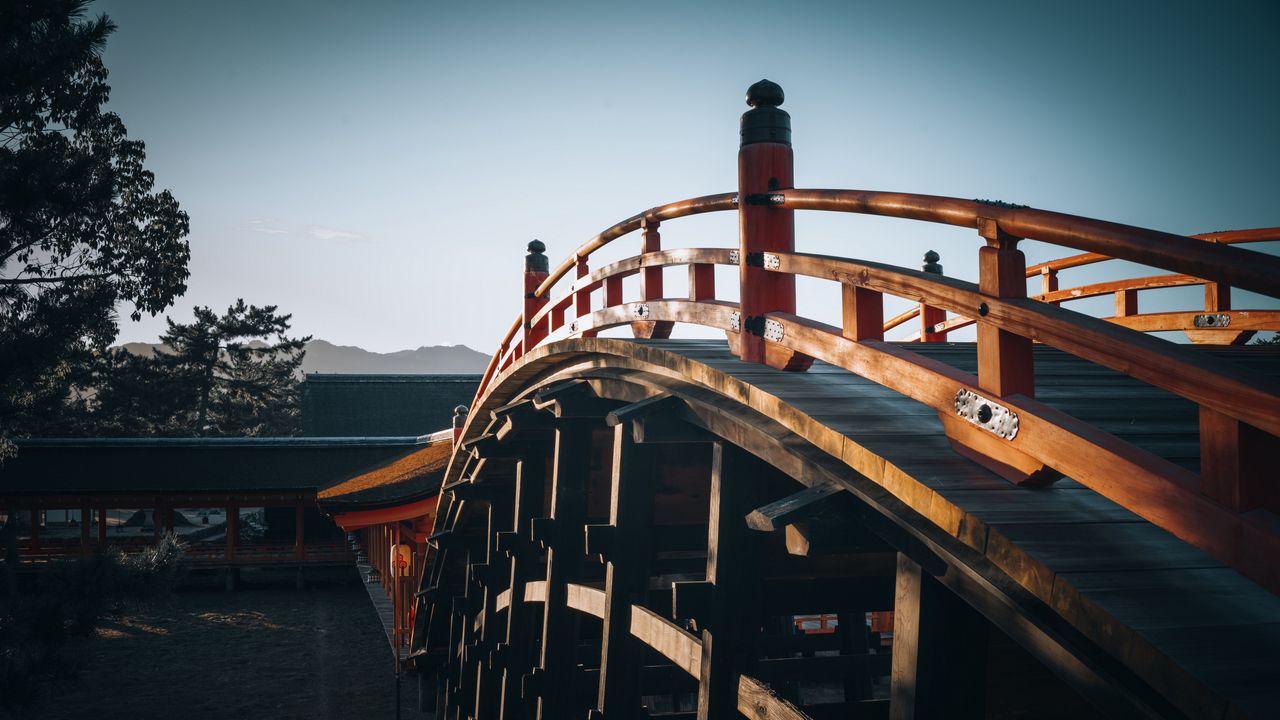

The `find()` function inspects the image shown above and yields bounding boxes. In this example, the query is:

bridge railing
[470,81,1280,594]
[888,227,1280,342]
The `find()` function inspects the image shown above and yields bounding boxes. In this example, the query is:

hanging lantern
[390,543,412,577]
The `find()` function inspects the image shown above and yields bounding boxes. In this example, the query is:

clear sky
[94,0,1279,352]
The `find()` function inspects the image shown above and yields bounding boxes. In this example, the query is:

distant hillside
[113,339,489,375]
[301,340,488,374]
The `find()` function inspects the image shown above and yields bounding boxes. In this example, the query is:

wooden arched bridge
[409,81,1280,719]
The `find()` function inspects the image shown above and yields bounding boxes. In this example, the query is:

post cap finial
[746,79,785,108]
[525,240,549,273]
[923,250,943,275]
[741,79,791,147]
[452,405,468,428]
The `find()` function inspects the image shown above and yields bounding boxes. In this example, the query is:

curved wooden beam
[1027,227,1280,277]
[776,191,1280,297]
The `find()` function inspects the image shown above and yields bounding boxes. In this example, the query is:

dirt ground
[31,567,421,720]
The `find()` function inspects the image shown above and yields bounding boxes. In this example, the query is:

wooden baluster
[595,422,656,718]
[939,220,1055,486]
[1200,407,1275,512]
[976,220,1033,398]
[843,284,884,341]
[535,420,593,720]
[738,80,806,371]
[523,240,550,355]
[575,257,596,338]
[689,262,715,302]
[633,217,674,340]
[1040,267,1058,296]
[1114,289,1138,318]
[919,251,946,342]
[605,275,623,309]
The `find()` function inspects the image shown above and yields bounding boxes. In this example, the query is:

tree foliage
[92,301,311,437]
[1,0,190,446]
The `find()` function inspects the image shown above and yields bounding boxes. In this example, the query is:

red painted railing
[469,83,1280,594]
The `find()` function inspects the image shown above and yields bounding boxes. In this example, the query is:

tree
[94,301,311,437]
[1,1,190,448]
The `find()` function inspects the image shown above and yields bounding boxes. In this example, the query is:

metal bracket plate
[568,320,579,334]
[763,318,785,342]
[954,389,1019,440]
[1193,313,1230,328]
[728,250,740,265]
[631,304,650,320]
[762,253,780,270]
[729,311,741,333]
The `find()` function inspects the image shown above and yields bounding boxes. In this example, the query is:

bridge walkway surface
[578,337,1280,718]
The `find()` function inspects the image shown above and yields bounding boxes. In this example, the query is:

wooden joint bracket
[746,482,844,532]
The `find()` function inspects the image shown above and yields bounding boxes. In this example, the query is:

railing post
[633,217,674,339]
[453,404,468,446]
[523,240,549,355]
[737,79,796,366]
[842,285,884,342]
[574,257,595,338]
[938,219,1054,486]
[920,251,946,342]
[976,219,1034,398]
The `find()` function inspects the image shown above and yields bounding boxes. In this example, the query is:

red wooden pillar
[920,252,946,342]
[80,508,90,556]
[633,217,674,339]
[294,503,306,561]
[737,79,797,367]
[97,508,107,545]
[523,240,550,355]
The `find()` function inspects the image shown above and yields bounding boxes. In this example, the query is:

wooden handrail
[775,190,1280,298]
[1026,227,1280,277]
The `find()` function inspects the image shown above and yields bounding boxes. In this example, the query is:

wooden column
[97,507,107,545]
[890,554,987,720]
[499,451,548,720]
[29,508,39,550]
[737,79,796,366]
[80,508,90,556]
[294,503,306,561]
[523,240,550,353]
[976,220,1033,398]
[472,504,504,720]
[535,420,594,720]
[633,217,674,340]
[696,442,764,719]
[595,423,657,718]
[226,504,239,561]
[1040,267,1058,296]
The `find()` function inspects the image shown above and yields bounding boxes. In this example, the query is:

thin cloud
[252,227,290,235]
[306,225,366,242]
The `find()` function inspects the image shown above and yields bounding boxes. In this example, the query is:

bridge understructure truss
[411,83,1280,719]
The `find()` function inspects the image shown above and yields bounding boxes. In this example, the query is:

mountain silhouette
[115,339,489,375]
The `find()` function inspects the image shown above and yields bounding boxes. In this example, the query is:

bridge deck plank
[625,338,1278,718]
